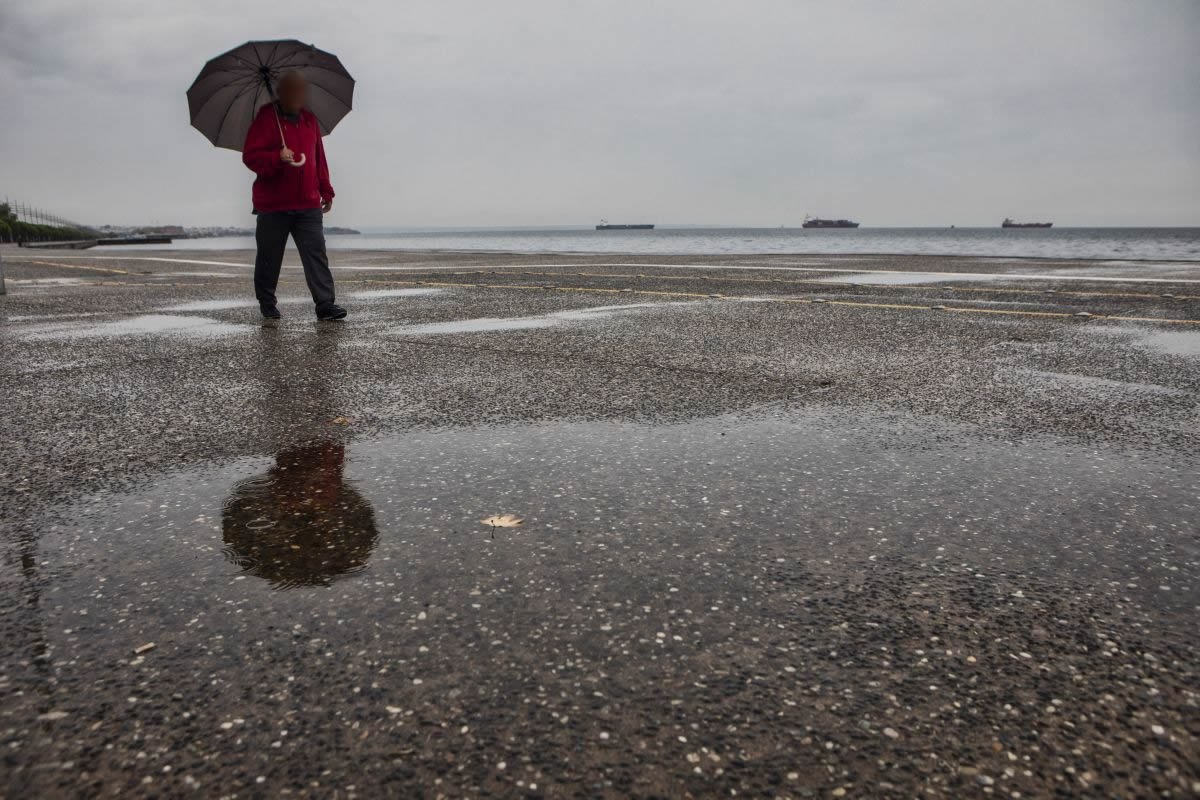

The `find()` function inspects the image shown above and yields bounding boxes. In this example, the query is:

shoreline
[20,242,1200,265]
[20,224,1194,263]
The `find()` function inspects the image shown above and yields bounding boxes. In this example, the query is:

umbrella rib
[270,47,315,72]
[214,86,253,149]
[238,87,268,148]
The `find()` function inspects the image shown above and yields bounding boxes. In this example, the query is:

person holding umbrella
[187,41,356,322]
[243,72,344,321]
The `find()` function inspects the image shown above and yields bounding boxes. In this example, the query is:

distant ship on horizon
[1002,218,1053,228]
[802,215,859,229]
[596,220,654,230]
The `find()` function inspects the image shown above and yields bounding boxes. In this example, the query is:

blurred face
[277,74,308,113]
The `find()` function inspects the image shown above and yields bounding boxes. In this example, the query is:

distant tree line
[0,202,94,243]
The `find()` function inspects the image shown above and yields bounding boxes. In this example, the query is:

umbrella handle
[273,104,307,167]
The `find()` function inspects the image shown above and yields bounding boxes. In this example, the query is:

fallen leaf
[480,514,524,528]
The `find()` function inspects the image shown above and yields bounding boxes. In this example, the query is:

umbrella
[186,39,355,164]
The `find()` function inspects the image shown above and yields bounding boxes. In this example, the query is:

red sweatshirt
[242,103,335,213]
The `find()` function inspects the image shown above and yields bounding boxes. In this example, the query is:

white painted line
[21,255,253,268]
[17,256,456,272]
[14,257,1200,284]
[157,297,309,312]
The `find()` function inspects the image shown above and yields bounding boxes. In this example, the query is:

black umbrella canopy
[187,40,355,151]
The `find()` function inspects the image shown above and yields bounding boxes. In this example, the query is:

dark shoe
[260,305,281,320]
[317,304,347,321]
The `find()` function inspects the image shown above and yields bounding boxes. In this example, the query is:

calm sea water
[140,227,1200,261]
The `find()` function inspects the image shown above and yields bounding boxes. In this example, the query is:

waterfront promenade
[2,246,1197,798]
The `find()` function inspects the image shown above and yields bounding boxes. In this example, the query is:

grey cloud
[1,0,1197,228]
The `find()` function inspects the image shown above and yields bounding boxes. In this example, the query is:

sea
[133,227,1200,262]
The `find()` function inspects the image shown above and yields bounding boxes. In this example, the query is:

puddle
[11,405,1199,798]
[1011,368,1185,395]
[819,272,1007,286]
[1100,260,1200,269]
[1022,264,1200,281]
[158,297,309,312]
[34,405,1199,608]
[17,314,248,340]
[151,271,239,278]
[157,288,444,312]
[392,316,552,335]
[6,312,108,322]
[8,278,89,287]
[388,302,692,336]
[1092,325,1200,357]
[1132,331,1200,357]
[346,288,446,300]
[221,442,377,589]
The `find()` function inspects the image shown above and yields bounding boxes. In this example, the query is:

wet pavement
[1,246,1198,798]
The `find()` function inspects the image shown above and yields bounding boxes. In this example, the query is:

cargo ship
[802,216,859,229]
[596,220,654,230]
[1001,218,1052,228]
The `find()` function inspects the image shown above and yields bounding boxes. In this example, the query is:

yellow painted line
[1104,315,1200,325]
[16,269,1199,326]
[20,260,1199,301]
[458,261,1200,285]
[29,259,137,276]
[924,306,1077,319]
[409,269,1199,302]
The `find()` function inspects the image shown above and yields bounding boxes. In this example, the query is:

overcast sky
[3,0,1198,228]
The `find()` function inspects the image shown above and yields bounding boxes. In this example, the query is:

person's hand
[321,198,334,213]
[279,147,294,163]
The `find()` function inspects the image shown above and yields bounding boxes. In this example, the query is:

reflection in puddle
[388,302,692,336]
[17,314,247,339]
[222,442,378,589]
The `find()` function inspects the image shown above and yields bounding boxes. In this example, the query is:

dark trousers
[254,208,336,313]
